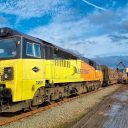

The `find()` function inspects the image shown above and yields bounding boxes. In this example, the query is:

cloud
[27,5,128,58]
[28,16,91,44]
[73,33,128,58]
[108,34,128,42]
[87,8,128,33]
[0,16,10,27]
[89,33,128,57]
[81,0,107,11]
[29,22,128,58]
[0,0,66,19]
[0,17,6,23]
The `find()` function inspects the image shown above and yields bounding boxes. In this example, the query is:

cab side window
[34,44,41,58]
[26,42,33,56]
[26,42,41,58]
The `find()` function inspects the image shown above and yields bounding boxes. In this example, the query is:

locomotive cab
[0,28,22,112]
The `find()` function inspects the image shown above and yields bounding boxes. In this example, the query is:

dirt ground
[72,85,128,128]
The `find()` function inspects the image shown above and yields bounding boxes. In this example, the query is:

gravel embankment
[1,85,121,128]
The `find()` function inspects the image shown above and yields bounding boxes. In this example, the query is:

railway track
[0,85,119,127]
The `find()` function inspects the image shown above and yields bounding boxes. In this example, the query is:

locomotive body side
[0,27,103,112]
[21,59,103,102]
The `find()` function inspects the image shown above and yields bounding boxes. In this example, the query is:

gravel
[1,85,121,128]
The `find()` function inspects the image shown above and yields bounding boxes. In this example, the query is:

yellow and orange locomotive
[0,27,103,112]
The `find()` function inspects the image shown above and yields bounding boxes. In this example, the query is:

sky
[0,0,128,58]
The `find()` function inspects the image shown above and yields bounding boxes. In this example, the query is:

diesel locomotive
[0,27,103,112]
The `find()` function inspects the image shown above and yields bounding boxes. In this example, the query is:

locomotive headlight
[0,27,12,37]
[0,28,8,37]
[0,28,4,34]
[3,67,13,80]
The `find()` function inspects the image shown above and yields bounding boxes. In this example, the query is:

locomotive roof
[0,27,96,63]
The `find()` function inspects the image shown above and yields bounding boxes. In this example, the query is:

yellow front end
[0,59,23,102]
[0,59,46,102]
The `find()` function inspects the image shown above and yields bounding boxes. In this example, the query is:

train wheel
[91,85,95,91]
[87,86,92,92]
[86,86,90,92]
[30,87,44,111]
[29,102,39,111]
[59,92,64,100]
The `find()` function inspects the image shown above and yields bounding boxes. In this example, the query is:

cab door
[22,39,45,100]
